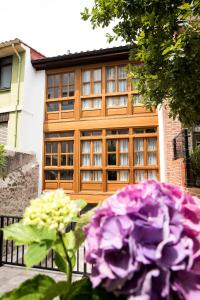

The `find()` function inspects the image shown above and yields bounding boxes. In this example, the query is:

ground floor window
[43,127,159,192]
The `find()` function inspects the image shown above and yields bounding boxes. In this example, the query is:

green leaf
[2,224,57,246]
[67,278,92,300]
[74,208,95,248]
[2,224,39,245]
[24,241,52,268]
[178,3,191,10]
[54,252,69,273]
[43,281,70,300]
[0,275,55,300]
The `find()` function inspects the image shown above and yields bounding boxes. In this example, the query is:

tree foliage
[82,0,200,127]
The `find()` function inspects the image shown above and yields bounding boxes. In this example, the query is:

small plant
[190,145,200,186]
[0,144,7,179]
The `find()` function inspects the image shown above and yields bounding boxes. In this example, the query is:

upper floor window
[47,72,75,99]
[0,56,12,89]
[106,65,127,93]
[82,69,101,96]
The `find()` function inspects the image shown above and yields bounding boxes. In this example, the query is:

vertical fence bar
[184,129,191,186]
[0,216,4,267]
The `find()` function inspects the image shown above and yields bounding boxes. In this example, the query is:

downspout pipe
[12,43,22,148]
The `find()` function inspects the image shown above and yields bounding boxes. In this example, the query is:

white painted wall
[19,45,45,194]
[158,105,166,182]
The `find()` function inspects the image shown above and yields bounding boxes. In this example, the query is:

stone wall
[0,151,39,216]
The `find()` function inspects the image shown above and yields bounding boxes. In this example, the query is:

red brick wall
[163,105,185,186]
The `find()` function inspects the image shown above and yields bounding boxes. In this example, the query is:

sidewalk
[0,265,81,295]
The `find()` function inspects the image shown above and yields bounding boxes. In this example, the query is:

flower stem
[58,232,72,285]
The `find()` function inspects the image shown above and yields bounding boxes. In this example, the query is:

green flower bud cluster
[22,189,82,232]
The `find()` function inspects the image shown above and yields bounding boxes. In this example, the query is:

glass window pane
[93,98,101,109]
[108,171,117,181]
[54,87,59,98]
[82,141,90,153]
[147,138,156,151]
[54,75,60,86]
[62,86,68,97]
[94,141,102,153]
[133,128,144,134]
[118,65,126,78]
[52,142,58,153]
[46,143,51,153]
[45,131,73,138]
[60,170,73,180]
[69,73,74,85]
[82,83,90,96]
[108,153,116,165]
[61,100,74,110]
[83,70,90,82]
[94,154,102,166]
[146,128,157,133]
[107,81,115,93]
[69,85,74,96]
[118,129,129,134]
[92,131,102,136]
[94,82,101,94]
[134,139,144,165]
[52,155,58,166]
[94,171,102,181]
[106,67,115,80]
[135,170,145,182]
[82,171,91,181]
[68,141,73,153]
[61,155,66,166]
[107,97,116,108]
[120,139,128,152]
[81,131,91,136]
[82,154,90,166]
[107,130,117,135]
[119,96,127,107]
[1,65,12,89]
[133,95,142,105]
[107,140,116,152]
[47,102,59,112]
[61,142,66,153]
[62,73,69,85]
[67,155,73,166]
[82,100,90,109]
[45,156,51,166]
[45,170,58,180]
[47,88,54,99]
[120,154,128,166]
[148,153,157,165]
[48,76,54,87]
[119,170,129,181]
[93,69,101,81]
[118,80,127,92]
[148,170,157,180]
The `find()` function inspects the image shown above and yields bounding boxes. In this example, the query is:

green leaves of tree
[82,0,200,127]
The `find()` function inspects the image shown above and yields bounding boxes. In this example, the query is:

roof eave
[32,46,130,70]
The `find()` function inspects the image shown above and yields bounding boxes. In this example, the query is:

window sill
[0,88,11,92]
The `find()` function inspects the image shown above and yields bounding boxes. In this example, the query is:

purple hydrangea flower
[84,180,200,299]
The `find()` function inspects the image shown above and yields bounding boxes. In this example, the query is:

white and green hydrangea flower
[22,189,86,233]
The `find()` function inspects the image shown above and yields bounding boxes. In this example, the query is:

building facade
[0,39,46,192]
[33,47,160,203]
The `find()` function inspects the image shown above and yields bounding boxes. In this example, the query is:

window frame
[0,56,13,90]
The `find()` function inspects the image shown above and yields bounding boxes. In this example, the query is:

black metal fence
[0,215,90,276]
[173,129,199,187]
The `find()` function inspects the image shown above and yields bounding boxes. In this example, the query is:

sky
[0,0,122,57]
